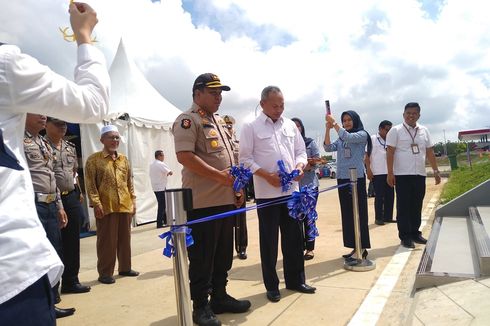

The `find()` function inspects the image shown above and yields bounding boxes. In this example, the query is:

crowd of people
[0,2,442,326]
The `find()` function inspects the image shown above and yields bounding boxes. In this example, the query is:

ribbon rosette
[277,160,300,192]
[159,226,194,258]
[230,164,253,192]
[287,185,319,241]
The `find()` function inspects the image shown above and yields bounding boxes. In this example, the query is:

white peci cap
[100,124,119,136]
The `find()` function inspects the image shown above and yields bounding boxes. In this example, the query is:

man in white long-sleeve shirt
[0,3,110,324]
[239,86,315,303]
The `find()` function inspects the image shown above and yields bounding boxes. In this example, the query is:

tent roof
[108,39,182,128]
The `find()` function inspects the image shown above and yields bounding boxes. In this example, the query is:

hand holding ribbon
[277,160,300,192]
[159,226,194,258]
[287,185,319,241]
[230,164,253,192]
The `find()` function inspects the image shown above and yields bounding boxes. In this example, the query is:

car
[327,163,336,179]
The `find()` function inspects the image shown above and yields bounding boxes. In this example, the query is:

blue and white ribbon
[230,164,253,192]
[277,160,300,192]
[159,226,194,258]
[287,185,319,241]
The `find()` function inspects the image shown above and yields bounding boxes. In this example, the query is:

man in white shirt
[239,86,315,303]
[149,150,173,228]
[386,103,441,249]
[366,120,395,226]
[0,3,110,324]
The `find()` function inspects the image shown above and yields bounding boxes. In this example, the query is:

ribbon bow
[159,226,194,258]
[277,160,300,192]
[287,185,319,241]
[230,164,253,192]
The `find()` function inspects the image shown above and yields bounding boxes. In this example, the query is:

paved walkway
[56,177,490,325]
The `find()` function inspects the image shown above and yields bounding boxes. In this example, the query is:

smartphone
[325,100,331,115]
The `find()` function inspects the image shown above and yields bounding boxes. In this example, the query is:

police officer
[45,117,91,294]
[173,73,251,326]
[24,114,75,319]
[223,115,248,260]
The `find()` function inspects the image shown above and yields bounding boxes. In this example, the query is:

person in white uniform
[0,2,110,324]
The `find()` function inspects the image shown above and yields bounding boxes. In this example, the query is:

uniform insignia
[208,129,218,137]
[210,140,219,148]
[181,118,192,129]
[197,109,206,117]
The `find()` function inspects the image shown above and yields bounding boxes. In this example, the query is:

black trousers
[395,175,426,241]
[234,202,248,253]
[35,201,63,297]
[373,174,395,222]
[337,178,371,249]
[154,191,167,226]
[256,198,305,291]
[0,274,55,325]
[61,190,82,286]
[303,188,319,251]
[187,205,234,308]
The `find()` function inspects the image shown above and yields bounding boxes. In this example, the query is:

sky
[1,0,490,149]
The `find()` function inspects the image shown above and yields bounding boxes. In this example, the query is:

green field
[440,156,490,204]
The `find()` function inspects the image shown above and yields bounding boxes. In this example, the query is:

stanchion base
[343,258,376,271]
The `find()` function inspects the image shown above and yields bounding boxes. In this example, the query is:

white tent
[80,39,183,227]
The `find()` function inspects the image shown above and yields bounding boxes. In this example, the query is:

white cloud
[2,0,489,145]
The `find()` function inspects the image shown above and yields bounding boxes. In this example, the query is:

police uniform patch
[181,118,192,129]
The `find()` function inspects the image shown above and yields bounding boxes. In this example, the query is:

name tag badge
[344,147,352,158]
[411,143,420,154]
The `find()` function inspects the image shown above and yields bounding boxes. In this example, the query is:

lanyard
[403,124,418,144]
[376,136,386,149]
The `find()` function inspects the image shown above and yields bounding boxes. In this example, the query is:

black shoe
[118,270,140,277]
[375,219,385,225]
[55,306,75,319]
[401,239,415,249]
[193,305,221,326]
[384,219,397,223]
[266,290,281,302]
[98,276,115,284]
[304,250,314,260]
[286,283,316,294]
[61,283,91,294]
[342,249,355,259]
[238,251,247,260]
[210,294,251,314]
[156,225,164,229]
[413,235,427,244]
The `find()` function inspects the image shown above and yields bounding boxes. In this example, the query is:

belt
[35,192,57,204]
[61,189,75,196]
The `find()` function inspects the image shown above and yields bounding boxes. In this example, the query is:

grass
[440,159,490,204]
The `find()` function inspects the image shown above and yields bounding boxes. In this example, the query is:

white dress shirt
[386,122,433,176]
[149,159,171,192]
[369,133,388,175]
[239,112,307,199]
[0,43,110,304]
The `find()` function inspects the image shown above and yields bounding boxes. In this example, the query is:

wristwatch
[433,170,440,174]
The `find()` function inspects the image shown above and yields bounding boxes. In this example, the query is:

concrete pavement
[56,177,489,325]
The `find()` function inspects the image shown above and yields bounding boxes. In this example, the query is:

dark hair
[341,110,373,157]
[404,102,421,112]
[378,120,392,129]
[154,150,164,158]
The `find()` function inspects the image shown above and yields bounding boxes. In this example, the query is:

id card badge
[344,147,352,158]
[411,143,420,154]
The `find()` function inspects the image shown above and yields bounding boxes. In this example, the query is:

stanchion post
[165,188,193,326]
[344,168,376,271]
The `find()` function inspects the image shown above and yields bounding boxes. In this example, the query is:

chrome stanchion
[165,188,193,326]
[344,168,376,271]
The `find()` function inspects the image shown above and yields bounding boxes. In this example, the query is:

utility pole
[443,129,447,156]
